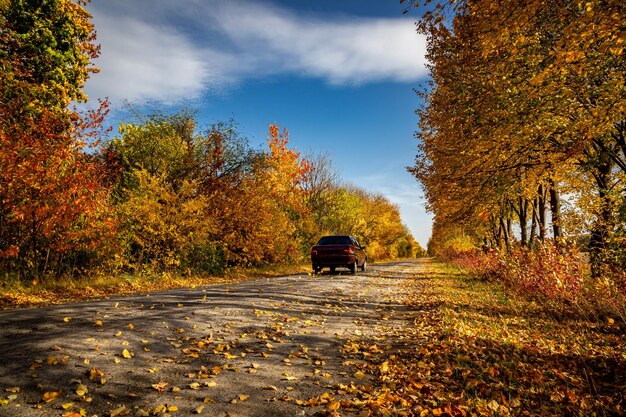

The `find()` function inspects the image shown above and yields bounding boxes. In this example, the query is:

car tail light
[311,249,318,255]
[344,248,354,254]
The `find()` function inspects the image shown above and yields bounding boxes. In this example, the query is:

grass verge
[0,263,312,310]
[340,259,625,416]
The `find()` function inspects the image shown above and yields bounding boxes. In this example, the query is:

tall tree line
[410,0,625,277]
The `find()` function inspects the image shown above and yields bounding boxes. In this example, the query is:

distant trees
[409,0,625,277]
[105,109,421,274]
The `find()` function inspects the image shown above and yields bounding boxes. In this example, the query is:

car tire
[349,261,357,274]
[360,260,367,272]
[313,266,321,274]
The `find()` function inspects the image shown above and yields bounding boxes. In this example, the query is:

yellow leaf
[127,323,134,330]
[238,394,249,401]
[84,359,90,365]
[151,382,168,392]
[109,405,128,417]
[608,317,615,325]
[63,317,71,323]
[62,402,74,410]
[95,320,103,327]
[42,391,60,402]
[354,371,366,379]
[76,384,88,396]
[194,405,205,414]
[328,401,341,411]
[189,382,200,390]
[5,387,20,393]
[121,349,132,359]
[89,368,104,380]
[379,361,389,373]
[47,355,58,365]
[167,405,178,412]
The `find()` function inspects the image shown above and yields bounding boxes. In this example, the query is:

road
[0,260,422,417]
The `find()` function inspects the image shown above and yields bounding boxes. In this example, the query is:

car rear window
[316,236,351,245]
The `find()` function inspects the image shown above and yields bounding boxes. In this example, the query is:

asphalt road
[0,260,422,417]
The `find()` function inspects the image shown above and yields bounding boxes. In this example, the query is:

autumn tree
[0,0,114,278]
[410,0,625,276]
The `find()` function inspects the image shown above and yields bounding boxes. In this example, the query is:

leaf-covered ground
[338,259,626,416]
[0,264,309,310]
[0,259,623,416]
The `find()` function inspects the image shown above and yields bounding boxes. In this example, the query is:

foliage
[410,0,626,278]
[105,110,418,273]
[446,241,626,325]
[0,0,99,122]
[0,0,115,279]
[117,169,215,271]
[0,1,418,284]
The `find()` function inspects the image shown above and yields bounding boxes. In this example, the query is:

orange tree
[0,0,114,279]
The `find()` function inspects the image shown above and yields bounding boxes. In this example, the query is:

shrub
[183,242,225,276]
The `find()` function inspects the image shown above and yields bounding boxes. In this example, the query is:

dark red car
[311,235,367,274]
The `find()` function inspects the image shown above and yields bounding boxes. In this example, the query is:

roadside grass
[340,259,625,416]
[0,263,312,309]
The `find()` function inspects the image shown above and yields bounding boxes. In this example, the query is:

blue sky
[84,0,433,247]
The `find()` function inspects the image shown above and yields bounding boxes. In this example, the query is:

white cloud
[85,0,428,104]
[86,13,230,103]
[205,1,427,85]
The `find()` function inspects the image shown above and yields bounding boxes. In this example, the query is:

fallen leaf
[63,317,71,323]
[151,382,168,392]
[75,384,88,396]
[121,349,132,359]
[109,405,128,417]
[43,391,61,402]
[328,401,341,411]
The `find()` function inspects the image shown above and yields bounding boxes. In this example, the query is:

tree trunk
[589,146,615,278]
[538,185,547,242]
[518,197,528,246]
[529,196,537,245]
[499,216,510,251]
[548,179,562,240]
